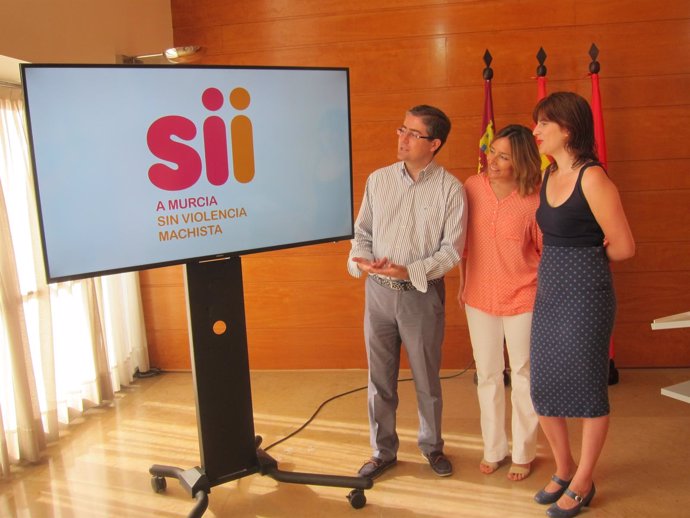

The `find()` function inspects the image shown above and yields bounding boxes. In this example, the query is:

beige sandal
[507,462,532,481]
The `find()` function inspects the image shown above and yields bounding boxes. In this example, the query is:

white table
[651,311,690,330]
[651,311,690,403]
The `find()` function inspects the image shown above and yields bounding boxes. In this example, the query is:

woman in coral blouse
[458,124,542,481]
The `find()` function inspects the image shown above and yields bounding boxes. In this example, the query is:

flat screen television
[20,64,354,283]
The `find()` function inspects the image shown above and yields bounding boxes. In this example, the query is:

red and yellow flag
[478,79,495,173]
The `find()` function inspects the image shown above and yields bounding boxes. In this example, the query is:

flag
[536,75,552,171]
[590,63,615,363]
[590,72,607,169]
[537,74,547,101]
[589,45,616,373]
[478,79,495,173]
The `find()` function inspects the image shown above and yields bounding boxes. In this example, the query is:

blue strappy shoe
[534,474,571,505]
[546,484,596,518]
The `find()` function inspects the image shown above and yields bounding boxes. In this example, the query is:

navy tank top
[536,162,605,247]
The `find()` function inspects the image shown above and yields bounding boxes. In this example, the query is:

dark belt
[370,275,443,292]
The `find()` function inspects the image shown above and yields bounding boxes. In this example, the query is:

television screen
[20,64,354,283]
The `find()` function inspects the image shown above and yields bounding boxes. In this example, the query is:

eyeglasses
[396,127,435,141]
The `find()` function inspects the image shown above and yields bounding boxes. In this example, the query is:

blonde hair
[493,124,541,196]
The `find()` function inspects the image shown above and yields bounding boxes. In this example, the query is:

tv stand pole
[149,256,372,517]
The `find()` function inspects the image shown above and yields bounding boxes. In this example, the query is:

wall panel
[613,241,690,274]
[141,0,690,369]
[614,324,690,367]
[623,190,690,243]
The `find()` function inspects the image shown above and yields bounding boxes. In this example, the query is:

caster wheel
[347,489,366,509]
[151,475,167,493]
[255,435,263,448]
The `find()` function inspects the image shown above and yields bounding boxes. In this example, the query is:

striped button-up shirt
[348,160,467,292]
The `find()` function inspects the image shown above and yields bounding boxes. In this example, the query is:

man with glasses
[348,105,467,479]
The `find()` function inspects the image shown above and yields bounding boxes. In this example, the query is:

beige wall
[0,0,173,82]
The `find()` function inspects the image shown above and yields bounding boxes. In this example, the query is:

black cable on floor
[133,366,162,378]
[263,359,476,452]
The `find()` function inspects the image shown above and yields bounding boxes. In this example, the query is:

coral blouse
[462,173,542,315]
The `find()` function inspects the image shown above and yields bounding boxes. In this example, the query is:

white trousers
[465,305,539,464]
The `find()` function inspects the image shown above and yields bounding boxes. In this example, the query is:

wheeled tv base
[149,438,372,518]
[148,257,372,517]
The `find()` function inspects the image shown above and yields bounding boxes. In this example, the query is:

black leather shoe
[357,456,397,479]
[423,451,453,476]
[535,474,572,504]
[546,484,596,517]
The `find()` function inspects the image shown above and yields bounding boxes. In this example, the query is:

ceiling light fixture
[118,45,204,65]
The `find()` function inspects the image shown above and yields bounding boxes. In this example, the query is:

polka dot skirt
[530,245,616,418]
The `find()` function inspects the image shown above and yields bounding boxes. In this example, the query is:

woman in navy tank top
[530,92,635,517]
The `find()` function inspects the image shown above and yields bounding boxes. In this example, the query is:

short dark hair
[532,91,598,166]
[408,105,451,155]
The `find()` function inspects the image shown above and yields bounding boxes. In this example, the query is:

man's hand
[352,256,409,280]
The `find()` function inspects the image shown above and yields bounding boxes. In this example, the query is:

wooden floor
[1,368,689,517]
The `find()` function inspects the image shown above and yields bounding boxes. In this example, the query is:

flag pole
[589,43,619,385]
[474,50,509,386]
[478,49,495,174]
[589,43,608,169]
[536,47,551,170]
[536,46,548,100]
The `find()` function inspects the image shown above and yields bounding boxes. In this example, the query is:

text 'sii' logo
[147,87,255,191]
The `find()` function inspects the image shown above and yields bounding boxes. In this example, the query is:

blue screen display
[21,64,354,282]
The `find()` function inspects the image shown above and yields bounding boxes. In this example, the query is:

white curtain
[0,84,149,478]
